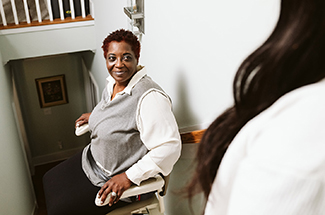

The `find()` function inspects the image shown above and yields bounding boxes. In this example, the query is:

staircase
[0,0,93,30]
[0,0,96,64]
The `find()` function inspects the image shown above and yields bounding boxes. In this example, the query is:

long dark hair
[189,0,325,200]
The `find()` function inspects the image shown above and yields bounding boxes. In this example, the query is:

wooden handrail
[181,129,206,144]
[0,15,93,30]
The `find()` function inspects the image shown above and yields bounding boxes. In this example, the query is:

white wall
[141,0,280,130]
[89,0,280,131]
[0,22,96,64]
[0,52,36,215]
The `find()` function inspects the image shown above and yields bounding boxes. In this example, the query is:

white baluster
[10,0,19,25]
[58,0,64,20]
[47,0,53,21]
[0,0,7,26]
[35,0,42,23]
[80,0,85,18]
[69,0,75,19]
[89,0,94,18]
[23,0,31,24]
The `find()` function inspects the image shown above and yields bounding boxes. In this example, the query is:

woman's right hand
[75,112,91,128]
[97,173,132,206]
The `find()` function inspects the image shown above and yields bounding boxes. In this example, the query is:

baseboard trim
[33,147,84,166]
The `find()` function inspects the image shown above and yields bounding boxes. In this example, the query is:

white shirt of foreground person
[102,66,181,185]
[205,79,325,215]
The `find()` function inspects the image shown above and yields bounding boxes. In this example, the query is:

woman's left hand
[98,172,132,206]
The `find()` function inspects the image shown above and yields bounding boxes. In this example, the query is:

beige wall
[11,54,91,164]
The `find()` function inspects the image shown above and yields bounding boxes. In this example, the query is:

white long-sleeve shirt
[205,79,325,215]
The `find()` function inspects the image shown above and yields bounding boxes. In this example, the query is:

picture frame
[35,74,69,108]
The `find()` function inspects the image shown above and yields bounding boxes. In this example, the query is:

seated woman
[43,29,181,215]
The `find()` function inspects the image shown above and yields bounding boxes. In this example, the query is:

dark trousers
[42,150,130,215]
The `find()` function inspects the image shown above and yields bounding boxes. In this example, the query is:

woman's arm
[126,90,182,185]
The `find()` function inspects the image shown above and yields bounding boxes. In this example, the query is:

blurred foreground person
[189,0,325,214]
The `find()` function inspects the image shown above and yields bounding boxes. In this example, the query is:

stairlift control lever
[75,123,90,136]
[95,192,114,207]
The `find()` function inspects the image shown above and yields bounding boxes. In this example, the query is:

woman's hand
[98,173,132,206]
[75,112,91,128]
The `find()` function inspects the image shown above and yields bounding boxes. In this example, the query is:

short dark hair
[101,29,141,61]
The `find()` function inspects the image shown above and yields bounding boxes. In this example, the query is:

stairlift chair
[76,124,168,215]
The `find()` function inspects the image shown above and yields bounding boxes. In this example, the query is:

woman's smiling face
[106,41,138,87]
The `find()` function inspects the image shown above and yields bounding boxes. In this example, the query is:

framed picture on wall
[35,74,69,108]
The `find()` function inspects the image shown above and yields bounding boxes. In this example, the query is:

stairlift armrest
[75,123,90,136]
[95,174,165,207]
[120,174,165,199]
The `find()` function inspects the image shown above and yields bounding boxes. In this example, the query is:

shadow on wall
[165,143,205,215]
[166,70,205,214]
[173,70,199,129]
[80,51,95,72]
